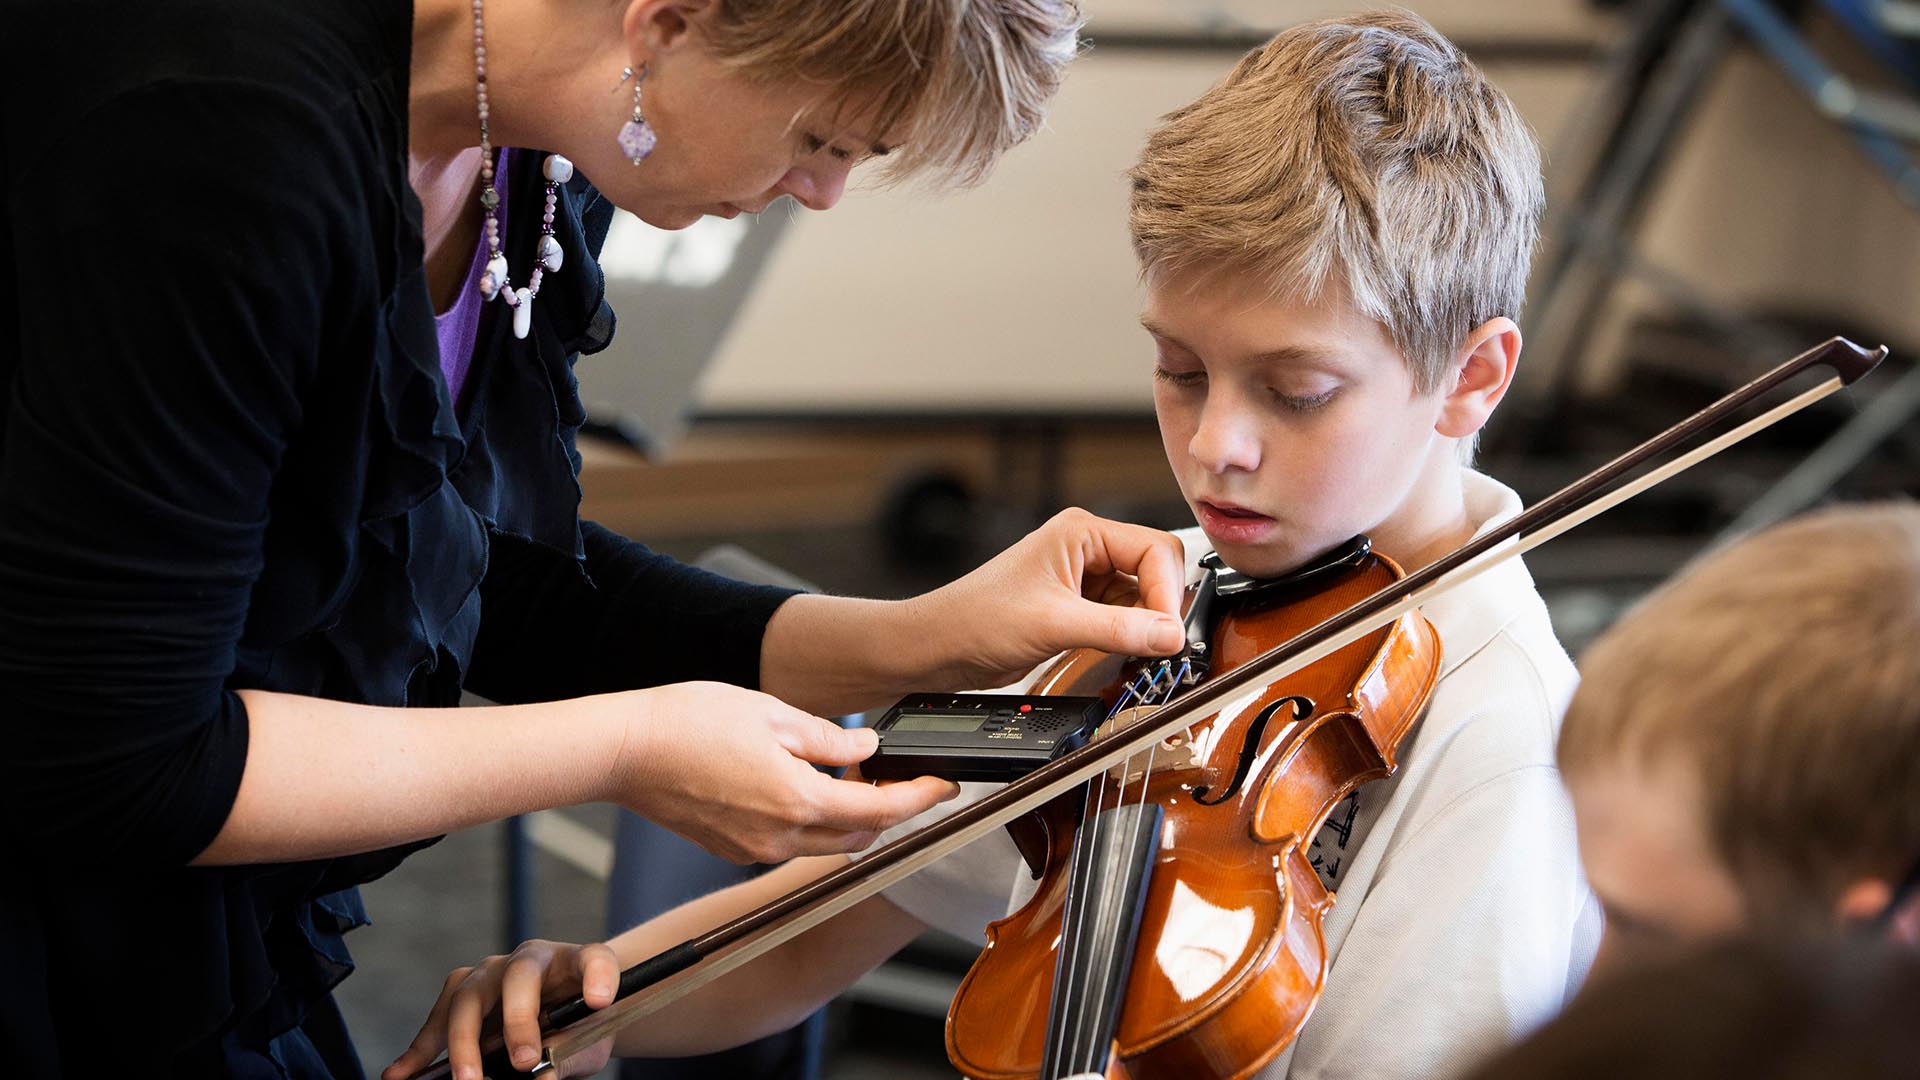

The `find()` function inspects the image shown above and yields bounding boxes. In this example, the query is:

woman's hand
[905,508,1188,689]
[383,939,618,1080]
[608,682,959,864]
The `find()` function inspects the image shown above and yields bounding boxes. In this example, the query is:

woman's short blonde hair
[1127,11,1542,392]
[700,0,1082,188]
[1559,502,1920,916]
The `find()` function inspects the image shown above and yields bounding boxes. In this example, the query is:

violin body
[947,551,1442,1080]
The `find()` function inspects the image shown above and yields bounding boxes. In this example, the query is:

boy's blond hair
[702,0,1081,188]
[1127,11,1541,392]
[1559,502,1920,917]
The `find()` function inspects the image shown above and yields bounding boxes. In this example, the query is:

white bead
[538,235,564,272]
[512,288,534,339]
[481,255,509,301]
[543,154,574,183]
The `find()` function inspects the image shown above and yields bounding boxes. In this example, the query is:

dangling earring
[615,64,656,164]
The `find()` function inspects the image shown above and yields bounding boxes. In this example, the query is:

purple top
[434,149,511,410]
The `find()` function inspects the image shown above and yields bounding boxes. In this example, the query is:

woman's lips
[1196,500,1279,544]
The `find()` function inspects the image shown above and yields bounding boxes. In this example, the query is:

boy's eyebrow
[1139,320,1346,369]
[1248,344,1349,370]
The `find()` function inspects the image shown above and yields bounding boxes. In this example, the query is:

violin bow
[410,336,1885,1080]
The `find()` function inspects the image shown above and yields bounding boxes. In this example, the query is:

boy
[1456,501,1920,1080]
[388,13,1597,1080]
[1556,501,1920,977]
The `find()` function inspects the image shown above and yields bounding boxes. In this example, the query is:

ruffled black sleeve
[0,80,350,867]
[453,156,798,706]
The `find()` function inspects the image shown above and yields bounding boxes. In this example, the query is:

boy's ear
[1434,317,1521,439]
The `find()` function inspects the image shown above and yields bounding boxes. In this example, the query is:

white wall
[689,2,1606,415]
[581,1,1917,426]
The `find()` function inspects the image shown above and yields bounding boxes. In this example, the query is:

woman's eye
[803,134,853,161]
[1153,367,1205,388]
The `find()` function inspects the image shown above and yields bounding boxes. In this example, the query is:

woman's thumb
[783,715,879,767]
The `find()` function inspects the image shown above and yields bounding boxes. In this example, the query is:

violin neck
[1039,800,1164,1080]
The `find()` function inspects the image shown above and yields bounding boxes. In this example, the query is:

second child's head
[1559,503,1920,976]
[1129,12,1542,576]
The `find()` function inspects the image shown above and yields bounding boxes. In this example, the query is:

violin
[407,336,1884,1080]
[947,538,1442,1079]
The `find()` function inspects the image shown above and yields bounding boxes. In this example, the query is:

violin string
[1068,663,1139,1071]
[1080,672,1138,1068]
[1093,656,1187,1066]
[1073,666,1138,1064]
[1064,664,1150,1066]
[1085,654,1189,1067]
[1066,649,1194,1068]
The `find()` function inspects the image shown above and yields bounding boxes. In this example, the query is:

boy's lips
[1195,499,1279,544]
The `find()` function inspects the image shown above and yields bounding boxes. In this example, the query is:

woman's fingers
[1071,513,1187,621]
[614,683,969,864]
[809,772,959,835]
[776,715,879,768]
[1058,591,1185,658]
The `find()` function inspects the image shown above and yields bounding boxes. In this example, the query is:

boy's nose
[1188,401,1262,474]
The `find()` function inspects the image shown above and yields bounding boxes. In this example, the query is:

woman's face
[590,39,897,230]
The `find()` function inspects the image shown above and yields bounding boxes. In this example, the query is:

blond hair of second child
[389,13,1601,1080]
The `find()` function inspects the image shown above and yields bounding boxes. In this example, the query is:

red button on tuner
[1020,704,1032,713]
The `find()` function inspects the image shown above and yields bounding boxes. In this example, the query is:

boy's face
[1567,760,1747,980]
[1142,268,1463,578]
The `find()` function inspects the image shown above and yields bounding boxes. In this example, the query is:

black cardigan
[0,0,793,1073]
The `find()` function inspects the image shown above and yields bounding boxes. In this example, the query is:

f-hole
[1191,695,1313,806]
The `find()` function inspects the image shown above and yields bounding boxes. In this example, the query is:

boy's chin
[1206,537,1317,581]
[1206,531,1375,582]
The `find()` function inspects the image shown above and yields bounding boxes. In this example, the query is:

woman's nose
[779,163,850,212]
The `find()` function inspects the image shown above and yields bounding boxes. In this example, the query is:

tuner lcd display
[863,693,1105,783]
[888,712,989,734]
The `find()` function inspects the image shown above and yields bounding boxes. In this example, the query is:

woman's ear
[1435,317,1521,440]
[622,0,718,61]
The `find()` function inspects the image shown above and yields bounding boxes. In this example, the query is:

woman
[0,0,1185,1074]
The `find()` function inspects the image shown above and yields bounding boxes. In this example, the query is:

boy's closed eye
[1151,364,1339,413]
[1269,385,1338,412]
